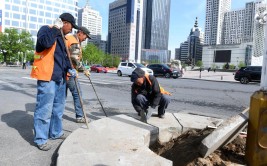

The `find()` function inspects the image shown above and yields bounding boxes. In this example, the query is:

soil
[150,129,246,166]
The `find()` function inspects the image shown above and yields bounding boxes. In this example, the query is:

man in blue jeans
[66,26,91,123]
[30,13,78,151]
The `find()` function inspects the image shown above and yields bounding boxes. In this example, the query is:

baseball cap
[79,26,91,39]
[59,13,78,29]
[131,68,145,82]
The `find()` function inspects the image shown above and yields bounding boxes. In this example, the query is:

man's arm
[150,76,162,108]
[36,26,61,52]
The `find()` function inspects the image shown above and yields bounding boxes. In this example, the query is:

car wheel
[240,77,249,84]
[97,70,99,73]
[117,70,122,76]
[165,73,171,78]
[173,76,178,79]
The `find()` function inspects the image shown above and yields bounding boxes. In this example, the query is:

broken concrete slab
[173,113,223,132]
[147,113,182,144]
[199,111,248,158]
[57,115,172,166]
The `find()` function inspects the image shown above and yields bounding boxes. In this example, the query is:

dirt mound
[150,129,246,166]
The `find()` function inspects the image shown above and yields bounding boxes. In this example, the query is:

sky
[78,0,255,57]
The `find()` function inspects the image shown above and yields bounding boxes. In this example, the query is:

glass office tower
[142,0,171,50]
[0,0,78,43]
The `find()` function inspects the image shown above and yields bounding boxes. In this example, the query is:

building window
[13,13,20,19]
[5,4,10,10]
[5,20,10,26]
[12,21,19,27]
[30,9,36,15]
[12,5,19,12]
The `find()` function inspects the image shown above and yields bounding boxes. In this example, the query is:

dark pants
[133,94,170,115]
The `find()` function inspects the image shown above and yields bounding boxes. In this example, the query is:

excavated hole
[149,129,246,166]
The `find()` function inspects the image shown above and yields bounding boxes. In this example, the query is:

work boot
[140,110,147,123]
[37,142,51,151]
[76,117,86,123]
[158,114,165,119]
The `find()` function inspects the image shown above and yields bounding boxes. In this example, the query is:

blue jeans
[66,77,83,118]
[133,94,170,115]
[34,79,66,145]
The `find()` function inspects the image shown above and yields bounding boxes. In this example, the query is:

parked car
[234,66,262,84]
[90,64,107,73]
[117,62,153,76]
[147,64,180,79]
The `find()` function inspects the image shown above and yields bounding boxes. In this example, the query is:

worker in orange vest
[30,13,78,151]
[65,26,91,123]
[131,68,171,122]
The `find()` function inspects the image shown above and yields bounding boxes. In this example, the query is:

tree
[195,60,203,68]
[0,28,33,63]
[82,43,105,65]
[238,61,246,69]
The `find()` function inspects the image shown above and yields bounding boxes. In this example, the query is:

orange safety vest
[30,42,57,81]
[144,74,171,95]
[65,34,81,79]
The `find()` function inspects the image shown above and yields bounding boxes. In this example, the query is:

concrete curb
[57,113,222,166]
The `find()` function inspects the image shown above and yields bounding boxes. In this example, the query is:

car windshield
[161,64,170,69]
[134,63,146,68]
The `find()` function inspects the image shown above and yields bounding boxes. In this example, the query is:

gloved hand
[68,69,77,78]
[84,70,91,77]
[54,18,63,29]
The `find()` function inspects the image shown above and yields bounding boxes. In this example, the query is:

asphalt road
[0,67,260,165]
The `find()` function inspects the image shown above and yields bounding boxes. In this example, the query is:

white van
[117,62,154,76]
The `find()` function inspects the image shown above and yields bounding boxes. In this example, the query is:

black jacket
[131,75,162,108]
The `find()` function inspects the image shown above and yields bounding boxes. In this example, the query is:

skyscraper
[0,0,78,43]
[78,0,102,47]
[107,0,143,62]
[204,0,231,45]
[188,18,204,65]
[142,0,171,50]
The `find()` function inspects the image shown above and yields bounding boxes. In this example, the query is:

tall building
[0,0,78,43]
[222,2,257,45]
[204,0,231,45]
[175,48,180,60]
[140,0,171,63]
[179,41,189,63]
[188,18,204,65]
[107,0,143,62]
[78,1,102,47]
[142,0,171,50]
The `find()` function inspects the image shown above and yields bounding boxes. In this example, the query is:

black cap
[59,13,78,29]
[79,26,91,39]
[131,68,145,82]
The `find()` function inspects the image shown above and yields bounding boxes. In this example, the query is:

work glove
[84,70,91,77]
[53,18,63,29]
[68,69,77,78]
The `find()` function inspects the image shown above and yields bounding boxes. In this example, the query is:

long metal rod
[86,75,108,117]
[60,29,89,129]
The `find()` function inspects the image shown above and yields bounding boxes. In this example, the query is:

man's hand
[54,18,63,29]
[84,70,91,77]
[68,69,77,78]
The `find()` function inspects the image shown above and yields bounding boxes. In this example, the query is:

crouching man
[131,68,171,122]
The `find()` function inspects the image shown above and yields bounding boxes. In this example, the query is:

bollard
[221,76,223,80]
[245,90,267,165]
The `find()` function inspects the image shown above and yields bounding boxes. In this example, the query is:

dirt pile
[150,129,246,166]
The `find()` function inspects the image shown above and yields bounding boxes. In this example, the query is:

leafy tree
[82,43,105,65]
[238,61,246,69]
[0,28,33,63]
[195,60,203,67]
